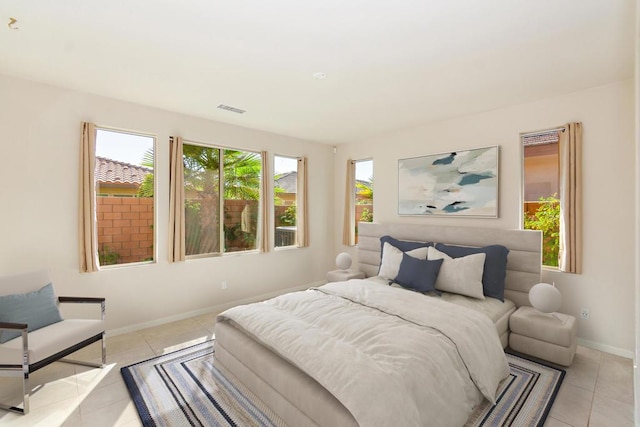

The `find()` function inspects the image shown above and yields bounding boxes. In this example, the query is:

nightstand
[509,306,577,366]
[326,269,365,283]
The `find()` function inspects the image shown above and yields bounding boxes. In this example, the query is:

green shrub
[99,246,120,266]
[281,204,297,226]
[360,207,373,222]
[524,195,560,267]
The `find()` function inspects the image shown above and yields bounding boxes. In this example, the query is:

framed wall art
[398,145,499,217]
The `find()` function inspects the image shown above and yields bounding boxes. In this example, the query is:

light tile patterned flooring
[0,313,634,426]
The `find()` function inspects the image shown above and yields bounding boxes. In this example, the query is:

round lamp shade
[529,283,562,313]
[336,252,352,270]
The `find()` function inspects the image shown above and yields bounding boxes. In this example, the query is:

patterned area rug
[122,340,564,427]
[466,352,565,426]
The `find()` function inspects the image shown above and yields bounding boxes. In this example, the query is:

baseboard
[108,281,323,337]
[577,337,634,359]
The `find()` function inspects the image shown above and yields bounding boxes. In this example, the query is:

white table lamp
[529,282,562,314]
[335,252,352,271]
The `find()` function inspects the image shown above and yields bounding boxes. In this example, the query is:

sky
[355,159,373,182]
[95,129,153,167]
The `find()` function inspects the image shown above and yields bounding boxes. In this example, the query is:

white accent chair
[0,269,105,415]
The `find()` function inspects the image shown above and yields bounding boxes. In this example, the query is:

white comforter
[218,279,509,427]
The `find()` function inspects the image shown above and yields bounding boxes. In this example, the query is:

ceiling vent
[217,104,246,114]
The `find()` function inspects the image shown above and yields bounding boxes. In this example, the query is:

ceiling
[0,1,635,144]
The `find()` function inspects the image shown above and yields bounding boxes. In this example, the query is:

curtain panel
[558,122,583,273]
[79,122,100,272]
[342,160,356,246]
[296,157,309,247]
[259,151,271,252]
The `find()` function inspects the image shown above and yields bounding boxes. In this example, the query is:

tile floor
[0,313,635,427]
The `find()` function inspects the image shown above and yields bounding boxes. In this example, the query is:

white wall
[0,74,335,332]
[335,79,636,355]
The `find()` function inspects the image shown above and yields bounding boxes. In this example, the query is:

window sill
[99,260,155,270]
[274,245,302,251]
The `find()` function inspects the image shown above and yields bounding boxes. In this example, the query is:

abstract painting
[398,146,499,217]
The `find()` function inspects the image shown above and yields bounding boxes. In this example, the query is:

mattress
[215,321,357,427]
[215,280,510,426]
[383,276,516,348]
[437,290,516,348]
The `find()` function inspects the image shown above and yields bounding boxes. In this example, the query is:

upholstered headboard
[357,222,542,307]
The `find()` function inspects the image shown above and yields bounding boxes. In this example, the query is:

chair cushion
[0,283,63,343]
[0,319,105,365]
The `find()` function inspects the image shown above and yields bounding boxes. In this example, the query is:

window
[521,129,560,267]
[343,158,374,246]
[354,159,373,243]
[183,142,262,256]
[274,155,298,248]
[95,128,155,266]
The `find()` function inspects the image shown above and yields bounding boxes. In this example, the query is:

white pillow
[427,246,486,299]
[378,242,429,281]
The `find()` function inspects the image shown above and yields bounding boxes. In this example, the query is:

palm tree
[183,147,261,255]
[136,146,262,254]
[137,149,154,198]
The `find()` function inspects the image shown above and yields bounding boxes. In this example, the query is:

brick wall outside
[96,199,373,261]
[97,197,154,264]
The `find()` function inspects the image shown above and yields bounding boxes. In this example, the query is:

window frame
[273,154,300,250]
[94,125,157,269]
[353,158,373,245]
[520,128,562,270]
[182,139,263,259]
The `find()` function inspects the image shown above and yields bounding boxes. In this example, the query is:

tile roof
[522,132,559,146]
[275,171,297,193]
[95,156,153,185]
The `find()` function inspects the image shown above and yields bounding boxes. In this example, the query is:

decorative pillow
[0,283,63,344]
[395,254,444,293]
[378,242,429,281]
[427,246,486,299]
[379,235,432,254]
[435,243,509,301]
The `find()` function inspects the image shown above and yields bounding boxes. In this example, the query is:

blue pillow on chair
[0,283,63,344]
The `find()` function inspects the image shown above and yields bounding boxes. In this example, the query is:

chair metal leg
[101,330,106,367]
[59,331,106,369]
[21,336,29,415]
[0,330,30,414]
[0,367,29,415]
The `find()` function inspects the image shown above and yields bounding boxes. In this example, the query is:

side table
[509,306,577,366]
[326,269,365,283]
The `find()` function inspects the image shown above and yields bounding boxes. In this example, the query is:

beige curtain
[169,136,186,262]
[342,160,356,246]
[296,157,309,247]
[558,122,583,273]
[259,151,270,252]
[79,122,100,272]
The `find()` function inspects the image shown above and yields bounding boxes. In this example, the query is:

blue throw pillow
[395,253,444,293]
[380,235,432,254]
[0,283,63,344]
[434,243,509,301]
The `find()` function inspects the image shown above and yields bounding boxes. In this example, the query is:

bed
[214,222,542,426]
